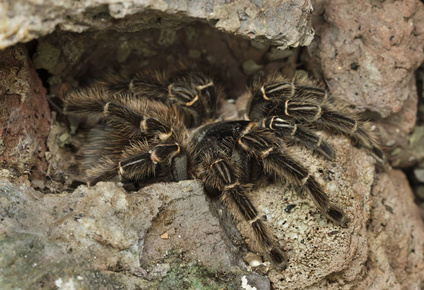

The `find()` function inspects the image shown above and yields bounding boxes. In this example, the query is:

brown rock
[307,0,424,118]
[139,181,242,271]
[358,170,424,289]
[0,45,50,179]
[378,92,419,168]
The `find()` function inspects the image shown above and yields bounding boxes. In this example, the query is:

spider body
[64,69,382,269]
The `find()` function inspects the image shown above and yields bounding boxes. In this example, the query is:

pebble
[250,40,267,50]
[265,47,292,61]
[242,59,263,75]
[414,168,424,183]
[390,148,402,156]
[416,186,424,199]
[385,140,396,147]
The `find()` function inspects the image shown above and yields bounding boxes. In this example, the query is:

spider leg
[248,76,384,161]
[98,69,170,96]
[102,101,182,141]
[282,102,383,160]
[66,89,181,141]
[263,116,335,160]
[86,156,120,185]
[82,125,132,168]
[198,154,288,268]
[316,111,384,160]
[119,141,181,180]
[66,85,189,187]
[64,87,133,121]
[87,140,182,186]
[237,122,349,227]
[99,70,223,127]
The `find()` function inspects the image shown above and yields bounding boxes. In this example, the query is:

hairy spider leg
[191,121,290,268]
[86,156,120,186]
[83,126,134,168]
[198,154,288,268]
[271,101,384,160]
[87,140,182,186]
[65,88,180,140]
[65,87,188,185]
[64,87,129,120]
[248,78,384,161]
[236,122,349,227]
[98,70,222,128]
[262,116,335,160]
[99,69,170,96]
[102,101,181,141]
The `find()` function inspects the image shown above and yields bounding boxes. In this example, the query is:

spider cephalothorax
[64,69,382,269]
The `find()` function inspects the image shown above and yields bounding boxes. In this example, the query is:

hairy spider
[64,69,382,269]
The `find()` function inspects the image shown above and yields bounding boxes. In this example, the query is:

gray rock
[0,179,249,288]
[0,0,314,50]
[265,47,293,61]
[414,168,424,183]
[242,59,263,75]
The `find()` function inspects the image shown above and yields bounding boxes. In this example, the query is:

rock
[306,0,424,118]
[305,0,424,169]
[357,170,424,289]
[139,181,242,271]
[265,47,293,62]
[239,135,376,288]
[240,273,271,290]
[242,59,263,75]
[417,186,424,200]
[32,24,268,100]
[410,127,424,163]
[414,168,424,183]
[0,179,250,288]
[0,45,51,180]
[0,235,153,289]
[251,164,424,288]
[0,0,314,50]
[378,94,419,168]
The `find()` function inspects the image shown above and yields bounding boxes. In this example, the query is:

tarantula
[64,69,382,269]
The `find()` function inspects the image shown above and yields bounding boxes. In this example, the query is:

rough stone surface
[306,0,424,118]
[305,0,424,169]
[0,179,247,288]
[244,165,424,289]
[0,45,51,180]
[378,93,419,168]
[357,170,424,289]
[0,0,314,50]
[239,135,375,288]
